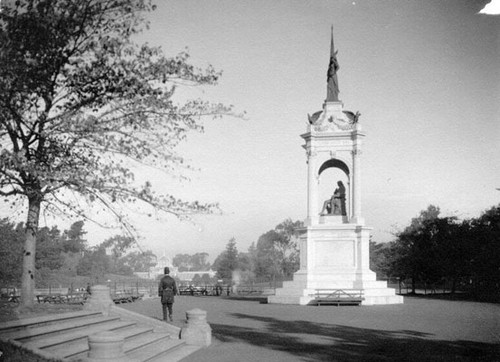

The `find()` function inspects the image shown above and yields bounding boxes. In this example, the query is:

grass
[0,339,61,362]
[0,302,84,323]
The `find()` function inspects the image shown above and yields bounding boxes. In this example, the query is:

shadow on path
[209,313,499,362]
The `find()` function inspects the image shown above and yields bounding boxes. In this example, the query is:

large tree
[119,250,156,273]
[61,220,87,253]
[253,219,302,280]
[213,238,239,282]
[385,205,472,294]
[0,0,234,306]
[388,205,442,293]
[468,204,500,301]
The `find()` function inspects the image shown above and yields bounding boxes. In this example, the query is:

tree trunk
[21,196,41,307]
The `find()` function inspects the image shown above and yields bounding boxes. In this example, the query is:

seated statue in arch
[320,181,346,216]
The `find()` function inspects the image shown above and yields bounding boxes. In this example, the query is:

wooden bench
[36,294,66,304]
[36,292,88,304]
[65,292,88,304]
[311,289,365,306]
[112,291,142,304]
[236,286,265,296]
[0,294,20,305]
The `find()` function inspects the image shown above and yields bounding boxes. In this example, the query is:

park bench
[178,286,191,295]
[65,292,88,304]
[311,289,364,306]
[112,291,142,304]
[36,292,88,304]
[0,294,19,305]
[0,288,20,304]
[236,286,265,295]
[178,286,208,296]
[36,294,66,304]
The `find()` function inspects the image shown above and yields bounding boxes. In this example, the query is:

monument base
[268,222,403,306]
[267,270,403,305]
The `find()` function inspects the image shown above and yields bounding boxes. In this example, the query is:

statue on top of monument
[326,26,340,102]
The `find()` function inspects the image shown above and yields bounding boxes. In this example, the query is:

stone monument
[268,29,403,305]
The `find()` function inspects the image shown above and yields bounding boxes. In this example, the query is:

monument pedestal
[268,218,403,305]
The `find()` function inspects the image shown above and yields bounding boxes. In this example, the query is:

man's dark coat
[158,274,177,304]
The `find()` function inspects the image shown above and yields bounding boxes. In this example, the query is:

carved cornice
[311,113,355,133]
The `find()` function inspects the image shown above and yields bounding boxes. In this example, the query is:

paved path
[120,296,500,362]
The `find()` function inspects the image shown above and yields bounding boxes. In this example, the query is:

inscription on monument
[315,239,355,267]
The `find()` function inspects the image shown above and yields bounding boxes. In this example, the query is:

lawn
[1,295,498,361]
[122,295,500,362]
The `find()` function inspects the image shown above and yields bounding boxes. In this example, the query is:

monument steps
[290,271,379,283]
[23,320,141,350]
[364,295,404,305]
[0,314,124,341]
[0,310,102,334]
[363,288,402,297]
[0,308,201,362]
[278,279,391,292]
[271,275,402,305]
[42,325,161,359]
[126,336,185,361]
[352,281,392,289]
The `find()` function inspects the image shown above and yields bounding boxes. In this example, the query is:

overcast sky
[3,0,499,262]
[125,0,499,261]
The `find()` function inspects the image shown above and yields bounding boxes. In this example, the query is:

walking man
[158,267,178,322]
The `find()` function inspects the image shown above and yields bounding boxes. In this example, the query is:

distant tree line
[210,219,303,285]
[172,253,211,272]
[0,220,156,287]
[4,205,496,302]
[370,204,500,302]
[1,217,303,289]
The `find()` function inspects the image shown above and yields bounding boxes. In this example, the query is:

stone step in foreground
[0,285,212,362]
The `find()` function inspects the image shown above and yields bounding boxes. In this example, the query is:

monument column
[306,149,318,226]
[351,145,364,225]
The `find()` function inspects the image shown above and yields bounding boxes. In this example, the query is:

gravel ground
[120,295,500,362]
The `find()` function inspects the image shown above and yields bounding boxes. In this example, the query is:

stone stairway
[0,308,201,361]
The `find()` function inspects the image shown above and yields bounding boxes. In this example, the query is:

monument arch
[318,158,349,176]
[318,159,351,219]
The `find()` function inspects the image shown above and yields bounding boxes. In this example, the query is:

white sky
[2,0,499,262]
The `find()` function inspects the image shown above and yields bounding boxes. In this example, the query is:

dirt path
[120,296,500,362]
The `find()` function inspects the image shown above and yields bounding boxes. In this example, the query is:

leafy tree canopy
[0,0,234,228]
[0,0,237,305]
[254,219,302,279]
[61,220,87,253]
[373,204,500,301]
[213,237,239,282]
[173,252,211,272]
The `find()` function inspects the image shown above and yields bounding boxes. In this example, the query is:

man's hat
[164,267,170,274]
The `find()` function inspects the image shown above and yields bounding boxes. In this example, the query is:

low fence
[1,280,159,305]
[233,285,275,296]
[384,278,474,296]
[105,280,158,299]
